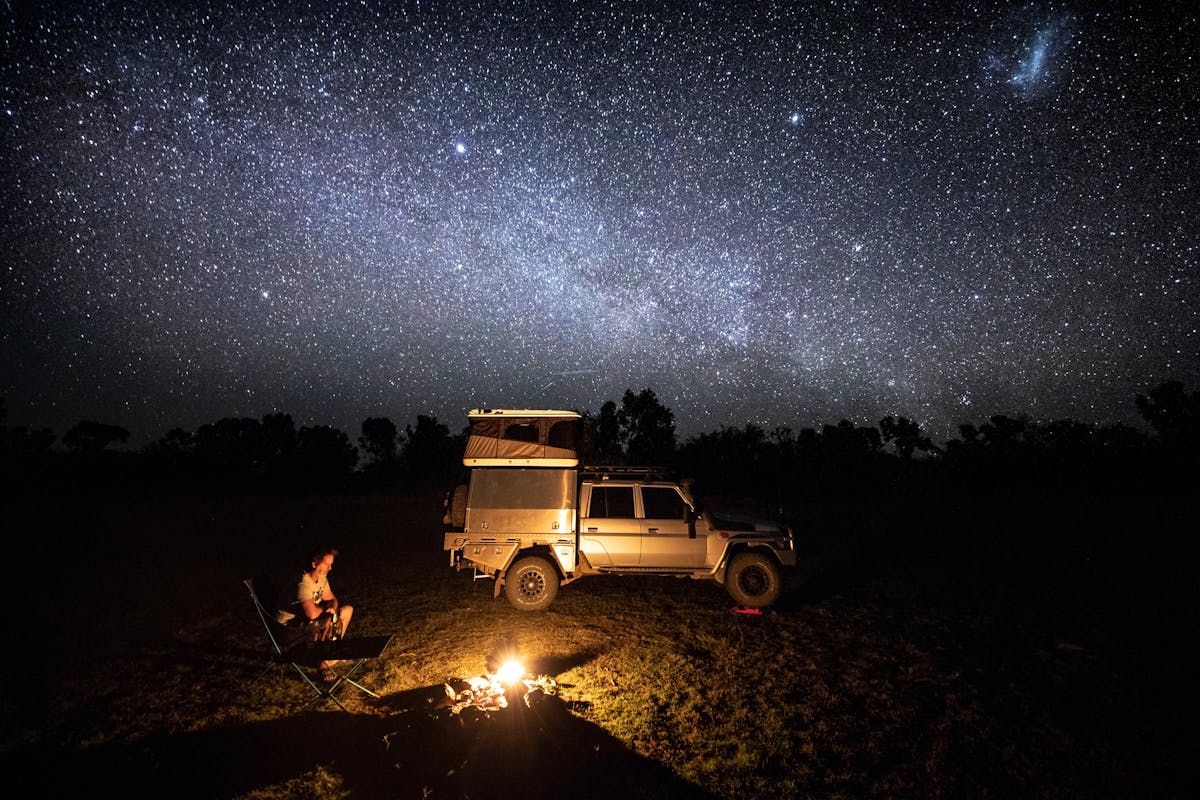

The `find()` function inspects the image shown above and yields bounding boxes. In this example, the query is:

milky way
[2,2,1197,444]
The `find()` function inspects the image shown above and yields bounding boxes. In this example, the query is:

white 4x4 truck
[443,409,797,611]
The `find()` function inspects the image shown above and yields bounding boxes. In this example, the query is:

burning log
[442,669,561,714]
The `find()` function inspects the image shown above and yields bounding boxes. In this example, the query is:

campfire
[444,659,560,713]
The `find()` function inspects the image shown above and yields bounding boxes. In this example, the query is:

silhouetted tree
[1094,421,1148,452]
[295,424,358,483]
[1032,418,1094,458]
[821,420,882,459]
[814,420,885,495]
[194,417,266,477]
[1136,380,1200,448]
[135,426,197,487]
[678,424,767,495]
[261,412,298,467]
[979,414,1029,450]
[879,415,936,460]
[359,417,400,469]
[402,415,462,486]
[2,424,55,455]
[156,428,194,452]
[619,388,676,465]
[63,420,130,452]
[587,401,624,464]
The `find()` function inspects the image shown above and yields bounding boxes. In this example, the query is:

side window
[642,487,688,520]
[588,486,635,518]
[469,419,501,439]
[503,422,539,443]
[546,419,579,450]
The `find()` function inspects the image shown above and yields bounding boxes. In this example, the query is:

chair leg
[257,652,383,712]
[301,687,349,713]
[336,660,381,699]
[340,675,381,699]
[293,669,351,711]
[319,659,380,703]
[290,662,319,690]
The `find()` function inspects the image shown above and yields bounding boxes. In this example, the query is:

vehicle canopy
[463,408,581,467]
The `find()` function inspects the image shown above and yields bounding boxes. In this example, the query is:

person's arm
[319,585,338,615]
[297,576,333,620]
[299,597,324,620]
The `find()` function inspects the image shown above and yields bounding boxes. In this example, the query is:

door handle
[587,527,598,532]
[648,527,659,533]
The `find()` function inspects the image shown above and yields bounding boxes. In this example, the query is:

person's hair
[309,545,339,565]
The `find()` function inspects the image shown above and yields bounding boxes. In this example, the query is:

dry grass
[1,488,1193,798]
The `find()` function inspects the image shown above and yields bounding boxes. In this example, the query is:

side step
[595,566,708,577]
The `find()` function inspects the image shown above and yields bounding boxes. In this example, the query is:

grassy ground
[1,487,1194,798]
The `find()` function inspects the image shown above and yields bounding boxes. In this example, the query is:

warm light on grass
[495,659,525,684]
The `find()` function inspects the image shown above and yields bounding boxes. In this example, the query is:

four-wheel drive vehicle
[442,409,796,611]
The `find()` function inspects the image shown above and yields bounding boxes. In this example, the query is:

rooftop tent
[463,409,581,467]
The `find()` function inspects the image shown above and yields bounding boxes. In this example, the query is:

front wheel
[725,551,781,607]
[504,556,559,611]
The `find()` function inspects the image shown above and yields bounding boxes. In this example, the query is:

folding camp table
[283,635,394,711]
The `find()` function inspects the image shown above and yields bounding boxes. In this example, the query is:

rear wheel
[725,551,781,607]
[504,556,559,611]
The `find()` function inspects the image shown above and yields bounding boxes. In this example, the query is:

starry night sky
[2,2,1197,445]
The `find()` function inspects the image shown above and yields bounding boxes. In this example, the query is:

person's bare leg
[319,605,355,670]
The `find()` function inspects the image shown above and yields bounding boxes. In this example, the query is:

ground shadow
[4,686,716,799]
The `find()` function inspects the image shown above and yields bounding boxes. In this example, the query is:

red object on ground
[733,606,764,615]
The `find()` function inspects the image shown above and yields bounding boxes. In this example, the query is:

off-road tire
[725,551,781,607]
[504,556,559,611]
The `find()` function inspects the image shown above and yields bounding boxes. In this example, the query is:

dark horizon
[9,379,1200,465]
[2,377,1189,454]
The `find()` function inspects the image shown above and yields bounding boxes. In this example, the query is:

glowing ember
[443,671,560,714]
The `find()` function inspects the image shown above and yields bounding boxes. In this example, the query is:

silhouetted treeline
[0,382,1196,500]
[0,401,465,494]
[579,384,1199,508]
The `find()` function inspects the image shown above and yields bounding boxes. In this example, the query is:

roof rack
[580,465,674,481]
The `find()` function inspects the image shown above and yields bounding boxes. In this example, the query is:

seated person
[276,545,355,681]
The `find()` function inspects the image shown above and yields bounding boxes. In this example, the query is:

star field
[2,2,1197,444]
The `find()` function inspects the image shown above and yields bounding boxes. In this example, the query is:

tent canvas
[463,409,581,466]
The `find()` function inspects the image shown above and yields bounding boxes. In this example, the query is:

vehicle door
[638,485,708,567]
[579,483,641,566]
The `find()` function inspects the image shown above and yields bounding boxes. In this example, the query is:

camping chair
[244,575,393,712]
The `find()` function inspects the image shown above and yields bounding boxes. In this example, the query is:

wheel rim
[738,565,768,596]
[518,569,545,601]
